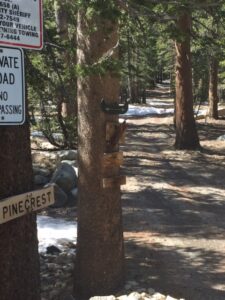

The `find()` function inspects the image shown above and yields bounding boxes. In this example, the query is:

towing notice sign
[0,0,43,50]
[0,46,25,125]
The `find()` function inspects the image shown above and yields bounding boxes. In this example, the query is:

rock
[117,296,128,300]
[34,174,49,186]
[217,135,225,141]
[33,166,51,177]
[46,245,61,255]
[61,160,77,166]
[46,263,58,271]
[50,184,68,208]
[166,297,177,300]
[67,188,78,207]
[90,297,116,300]
[147,289,155,296]
[32,151,58,167]
[58,150,77,161]
[128,292,142,300]
[50,162,78,193]
[151,293,166,300]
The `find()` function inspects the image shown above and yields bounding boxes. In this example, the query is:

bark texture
[74,8,125,299]
[175,13,200,150]
[54,0,77,117]
[0,123,40,300]
[208,57,218,119]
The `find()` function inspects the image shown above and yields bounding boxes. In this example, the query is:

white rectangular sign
[0,0,43,49]
[0,46,25,125]
[0,185,55,224]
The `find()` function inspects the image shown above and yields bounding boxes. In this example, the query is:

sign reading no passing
[0,46,25,125]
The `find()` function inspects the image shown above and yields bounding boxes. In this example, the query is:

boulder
[58,150,77,161]
[50,162,78,193]
[46,245,61,255]
[50,184,68,208]
[33,166,51,177]
[67,188,78,207]
[34,175,49,186]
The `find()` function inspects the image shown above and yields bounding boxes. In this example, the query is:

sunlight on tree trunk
[74,6,125,299]
[174,12,200,150]
[54,0,77,118]
[208,56,218,120]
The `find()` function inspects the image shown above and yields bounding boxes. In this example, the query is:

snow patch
[37,215,77,253]
[124,105,174,117]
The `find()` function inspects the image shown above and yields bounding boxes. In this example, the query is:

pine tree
[74,2,125,298]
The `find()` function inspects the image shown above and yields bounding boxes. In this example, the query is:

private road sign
[0,46,25,125]
[0,0,43,49]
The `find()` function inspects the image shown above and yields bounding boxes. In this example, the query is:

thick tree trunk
[54,0,77,118]
[0,123,40,300]
[174,13,200,150]
[74,7,125,300]
[208,57,219,119]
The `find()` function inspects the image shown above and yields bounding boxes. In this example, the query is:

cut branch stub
[103,152,124,169]
[103,175,126,189]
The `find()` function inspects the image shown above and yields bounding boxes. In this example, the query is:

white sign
[0,185,55,224]
[0,46,25,125]
[0,0,43,49]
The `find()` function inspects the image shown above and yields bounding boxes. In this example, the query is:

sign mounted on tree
[0,0,43,50]
[0,185,55,224]
[0,46,25,125]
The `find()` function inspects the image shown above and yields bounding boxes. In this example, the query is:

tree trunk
[0,122,40,299]
[208,57,219,119]
[127,28,132,101]
[174,13,200,150]
[74,7,125,300]
[54,0,77,118]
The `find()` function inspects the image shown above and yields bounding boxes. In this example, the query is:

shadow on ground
[122,115,225,299]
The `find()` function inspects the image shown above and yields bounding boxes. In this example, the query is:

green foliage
[27,0,78,149]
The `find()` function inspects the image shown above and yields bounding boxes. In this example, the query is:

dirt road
[122,94,225,299]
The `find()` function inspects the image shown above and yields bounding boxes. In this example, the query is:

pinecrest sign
[0,185,55,224]
[0,0,43,49]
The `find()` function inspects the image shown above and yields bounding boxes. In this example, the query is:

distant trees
[27,0,78,149]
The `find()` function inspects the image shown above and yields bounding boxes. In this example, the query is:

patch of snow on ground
[195,109,207,116]
[37,215,77,253]
[147,99,173,107]
[124,105,174,117]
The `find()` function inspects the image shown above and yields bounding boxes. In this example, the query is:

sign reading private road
[0,46,25,125]
[0,0,43,49]
[0,185,55,224]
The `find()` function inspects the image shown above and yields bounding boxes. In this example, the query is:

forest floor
[121,84,225,300]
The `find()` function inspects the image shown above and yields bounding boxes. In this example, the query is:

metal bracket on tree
[101,99,129,115]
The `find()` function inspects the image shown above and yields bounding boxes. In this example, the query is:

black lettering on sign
[0,72,15,84]
[0,56,19,68]
[3,206,8,218]
[0,91,8,101]
[41,193,46,205]
[0,105,22,115]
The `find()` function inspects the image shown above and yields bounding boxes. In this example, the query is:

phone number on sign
[0,33,20,40]
[0,14,19,22]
